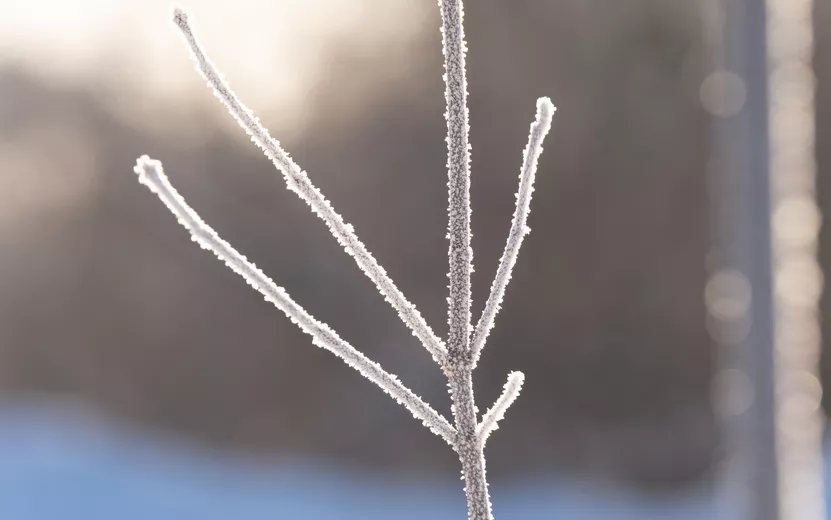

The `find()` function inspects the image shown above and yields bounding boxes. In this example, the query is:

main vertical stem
[448,364,492,520]
[438,0,488,516]
[440,0,473,355]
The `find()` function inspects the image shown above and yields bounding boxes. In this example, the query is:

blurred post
[767,0,825,519]
[705,0,825,520]
[705,0,778,519]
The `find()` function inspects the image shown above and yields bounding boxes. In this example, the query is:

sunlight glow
[0,0,426,112]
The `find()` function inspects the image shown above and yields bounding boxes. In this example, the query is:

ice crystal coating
[134,4,554,520]
[134,155,455,445]
[477,371,525,444]
[172,8,447,366]
[470,98,555,368]
[440,0,473,361]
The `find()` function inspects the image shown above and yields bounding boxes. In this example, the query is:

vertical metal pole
[706,1,779,520]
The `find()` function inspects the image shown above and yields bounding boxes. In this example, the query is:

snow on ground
[0,400,718,519]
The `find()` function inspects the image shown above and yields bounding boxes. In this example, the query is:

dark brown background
[0,0,827,491]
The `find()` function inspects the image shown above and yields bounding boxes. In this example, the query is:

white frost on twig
[470,98,555,367]
[134,5,554,520]
[437,1,496,519]
[133,155,456,445]
[171,7,447,366]
[477,371,525,444]
[439,0,473,360]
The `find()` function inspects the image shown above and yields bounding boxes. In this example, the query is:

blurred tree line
[0,0,828,490]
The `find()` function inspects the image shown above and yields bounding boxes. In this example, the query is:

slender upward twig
[134,155,456,445]
[171,8,447,366]
[134,5,554,520]
[470,98,555,368]
[477,371,525,444]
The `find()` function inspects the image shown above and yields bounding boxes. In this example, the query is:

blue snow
[0,400,721,519]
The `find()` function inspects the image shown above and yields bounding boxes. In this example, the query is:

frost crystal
[133,4,554,520]
[470,98,555,368]
[477,372,525,444]
[172,8,447,366]
[134,156,455,445]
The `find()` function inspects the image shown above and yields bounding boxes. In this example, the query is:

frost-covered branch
[436,1,494,519]
[477,371,524,444]
[470,98,555,367]
[133,4,554,520]
[133,155,456,445]
[171,8,447,366]
[439,0,473,360]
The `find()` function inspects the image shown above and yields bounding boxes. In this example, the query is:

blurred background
[0,0,826,518]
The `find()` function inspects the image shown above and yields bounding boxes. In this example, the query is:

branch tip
[477,371,525,444]
[536,97,556,118]
[171,6,188,30]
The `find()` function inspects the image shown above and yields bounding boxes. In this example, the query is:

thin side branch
[171,8,447,366]
[134,155,456,446]
[440,0,473,360]
[470,98,554,367]
[477,371,524,444]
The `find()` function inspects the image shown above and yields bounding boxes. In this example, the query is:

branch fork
[134,5,554,519]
